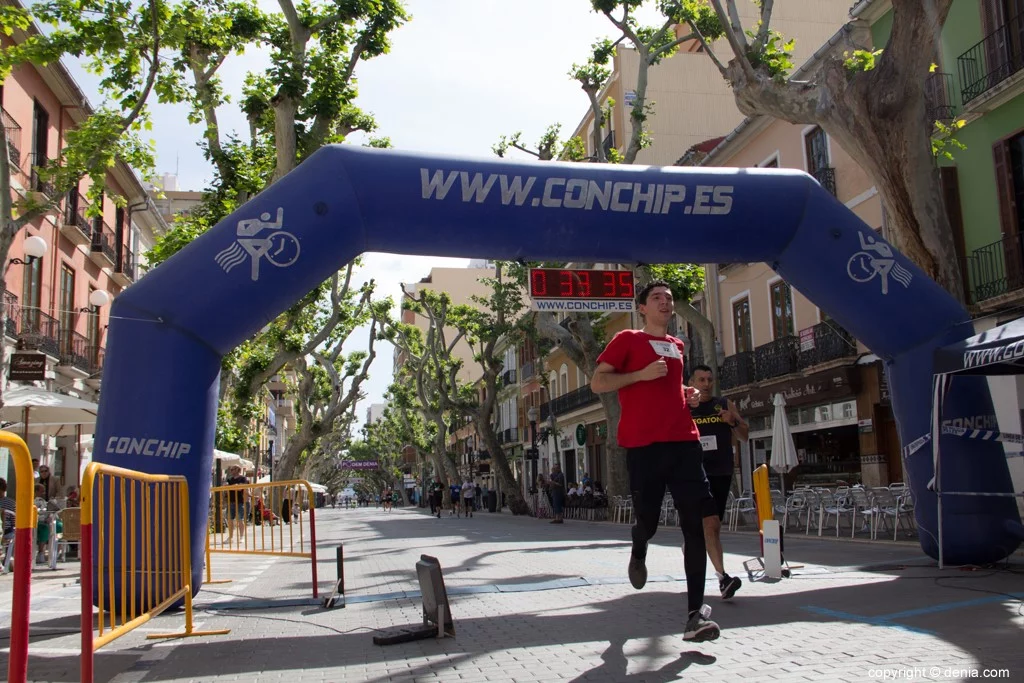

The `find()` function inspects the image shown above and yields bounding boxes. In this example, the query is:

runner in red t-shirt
[592,279,720,643]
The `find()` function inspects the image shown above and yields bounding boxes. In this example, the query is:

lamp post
[527,405,539,513]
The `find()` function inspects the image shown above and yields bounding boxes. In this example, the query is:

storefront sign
[339,460,379,470]
[858,418,873,434]
[575,423,587,446]
[728,366,860,416]
[559,432,574,450]
[9,353,46,381]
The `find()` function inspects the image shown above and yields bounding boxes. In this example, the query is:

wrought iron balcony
[812,167,837,197]
[2,108,21,170]
[63,190,93,242]
[13,307,61,358]
[114,246,136,285]
[3,289,19,338]
[797,322,857,369]
[91,225,117,265]
[86,344,105,375]
[958,10,1024,105]
[27,153,54,196]
[754,336,800,381]
[720,352,755,390]
[548,385,600,417]
[59,329,92,372]
[965,231,1024,303]
[925,71,957,121]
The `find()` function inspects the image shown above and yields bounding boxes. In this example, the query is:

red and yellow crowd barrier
[80,462,229,683]
[206,479,318,598]
[2,431,37,683]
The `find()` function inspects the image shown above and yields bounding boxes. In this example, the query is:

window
[22,252,42,329]
[732,297,752,353]
[993,130,1024,288]
[59,264,74,351]
[115,207,126,268]
[770,280,795,339]
[559,364,569,396]
[760,155,779,168]
[549,371,558,398]
[804,126,829,176]
[92,193,104,236]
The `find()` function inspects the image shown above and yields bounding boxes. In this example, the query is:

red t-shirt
[596,329,700,448]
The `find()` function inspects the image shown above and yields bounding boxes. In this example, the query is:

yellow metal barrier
[2,431,38,683]
[752,464,774,532]
[206,479,319,598]
[80,462,229,683]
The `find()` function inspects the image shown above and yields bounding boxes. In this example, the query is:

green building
[857,0,1024,315]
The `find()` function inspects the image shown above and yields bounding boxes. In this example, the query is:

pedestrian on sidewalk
[548,463,566,524]
[462,478,475,517]
[689,363,746,600]
[591,279,721,643]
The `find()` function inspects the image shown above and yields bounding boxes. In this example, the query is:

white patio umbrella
[0,386,99,440]
[770,392,800,497]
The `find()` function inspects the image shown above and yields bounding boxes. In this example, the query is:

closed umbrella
[770,392,800,497]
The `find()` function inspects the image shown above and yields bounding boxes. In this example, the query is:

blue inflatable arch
[95,146,1022,593]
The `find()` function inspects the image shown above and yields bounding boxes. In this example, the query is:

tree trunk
[477,423,529,515]
[599,393,629,498]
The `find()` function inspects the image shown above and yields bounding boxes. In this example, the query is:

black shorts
[626,440,717,520]
[707,475,733,520]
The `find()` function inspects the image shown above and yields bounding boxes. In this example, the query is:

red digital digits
[529,268,633,298]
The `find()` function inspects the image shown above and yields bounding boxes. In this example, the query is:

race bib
[700,435,718,452]
[649,340,681,359]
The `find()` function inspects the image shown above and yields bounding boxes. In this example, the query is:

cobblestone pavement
[2,505,1022,682]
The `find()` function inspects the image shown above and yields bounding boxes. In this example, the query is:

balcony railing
[59,329,92,372]
[958,11,1024,105]
[91,225,117,263]
[925,71,957,121]
[500,368,517,386]
[86,344,105,375]
[117,246,136,281]
[812,167,836,197]
[2,108,21,170]
[502,427,515,444]
[13,307,61,358]
[520,361,536,383]
[64,190,94,240]
[797,322,857,369]
[754,336,800,381]
[27,152,54,196]
[3,289,19,338]
[548,385,600,417]
[965,231,1024,303]
[720,352,755,390]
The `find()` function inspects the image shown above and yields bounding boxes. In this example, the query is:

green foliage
[660,0,724,42]
[559,136,588,162]
[932,118,968,161]
[844,48,884,72]
[746,29,794,80]
[647,263,705,303]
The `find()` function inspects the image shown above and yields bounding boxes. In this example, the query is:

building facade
[2,17,167,492]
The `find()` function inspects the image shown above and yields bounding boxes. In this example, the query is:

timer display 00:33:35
[529,268,634,299]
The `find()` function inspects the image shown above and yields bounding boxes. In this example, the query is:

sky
[68,0,664,434]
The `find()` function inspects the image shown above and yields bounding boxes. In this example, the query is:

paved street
[2,505,1022,682]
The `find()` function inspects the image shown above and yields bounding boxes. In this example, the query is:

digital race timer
[529,268,635,300]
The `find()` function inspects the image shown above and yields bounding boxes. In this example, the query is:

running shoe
[719,574,742,600]
[628,555,647,589]
[683,606,721,642]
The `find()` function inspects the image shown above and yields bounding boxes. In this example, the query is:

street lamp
[78,288,112,313]
[9,235,47,266]
[527,405,539,505]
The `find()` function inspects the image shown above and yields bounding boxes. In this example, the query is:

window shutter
[993,138,1022,292]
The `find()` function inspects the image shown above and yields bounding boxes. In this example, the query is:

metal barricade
[206,479,318,598]
[1,431,37,683]
[80,462,229,683]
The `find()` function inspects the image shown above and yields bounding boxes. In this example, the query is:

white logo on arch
[215,207,301,281]
[846,231,912,295]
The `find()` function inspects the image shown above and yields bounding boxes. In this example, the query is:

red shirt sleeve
[597,330,631,371]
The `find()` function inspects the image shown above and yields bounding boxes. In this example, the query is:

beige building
[569,0,855,165]
[693,26,905,490]
[395,265,497,384]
